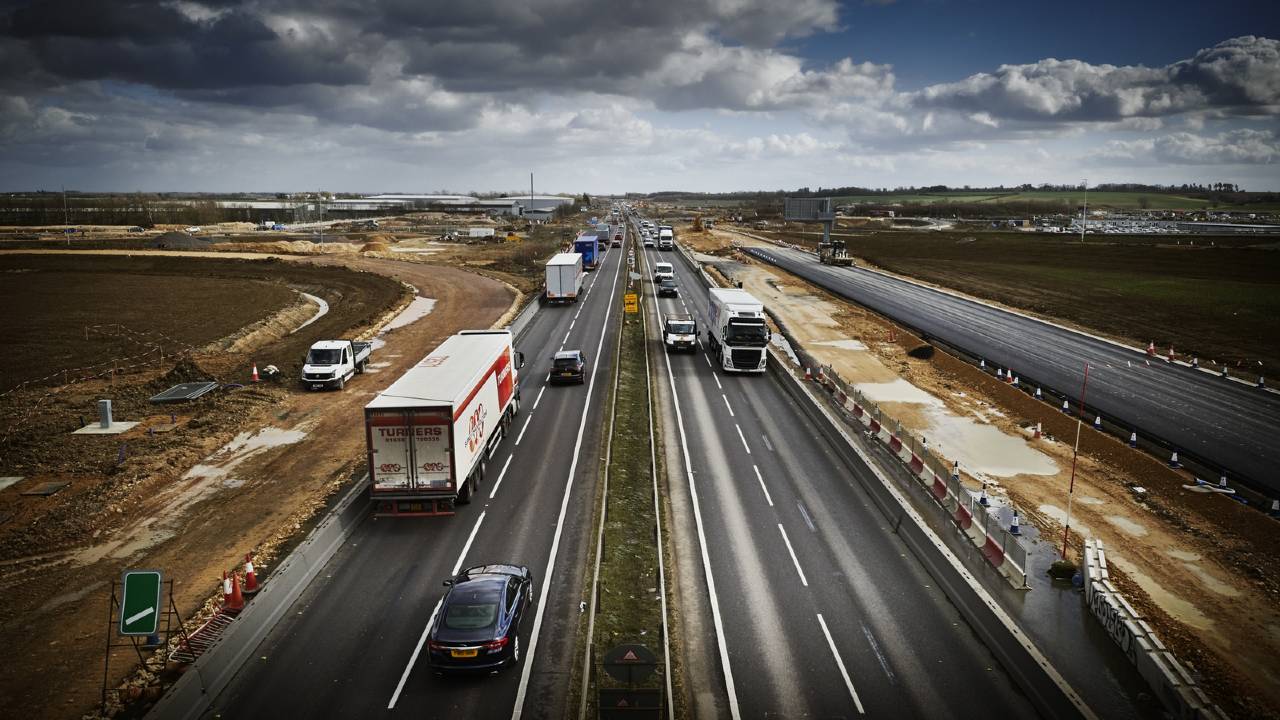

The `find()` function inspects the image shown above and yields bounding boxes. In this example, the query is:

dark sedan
[657,278,679,297]
[549,349,587,385]
[427,564,534,673]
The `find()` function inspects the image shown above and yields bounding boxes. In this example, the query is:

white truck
[301,340,373,390]
[364,330,525,516]
[707,288,769,373]
[658,227,674,250]
[545,252,584,304]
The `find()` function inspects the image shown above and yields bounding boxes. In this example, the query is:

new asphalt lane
[638,222,1039,719]
[205,240,625,719]
[743,245,1280,497]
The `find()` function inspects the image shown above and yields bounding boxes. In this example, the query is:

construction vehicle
[817,239,854,267]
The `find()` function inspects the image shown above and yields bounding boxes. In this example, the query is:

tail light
[484,636,510,653]
[428,640,446,652]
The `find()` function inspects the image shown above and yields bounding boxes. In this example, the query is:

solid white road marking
[388,510,487,709]
[532,386,546,411]
[818,613,866,714]
[489,455,513,499]
[512,234,624,719]
[515,416,533,445]
[753,465,773,507]
[722,394,735,417]
[735,424,751,454]
[777,524,808,586]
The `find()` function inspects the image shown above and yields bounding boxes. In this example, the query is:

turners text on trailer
[364,330,525,516]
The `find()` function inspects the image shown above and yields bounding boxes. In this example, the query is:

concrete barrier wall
[1083,540,1225,720]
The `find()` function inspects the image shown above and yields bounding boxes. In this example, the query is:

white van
[653,261,674,282]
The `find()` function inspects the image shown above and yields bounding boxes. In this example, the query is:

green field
[832,191,1214,210]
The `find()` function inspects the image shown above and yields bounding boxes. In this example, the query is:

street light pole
[1079,178,1088,244]
[1061,361,1091,560]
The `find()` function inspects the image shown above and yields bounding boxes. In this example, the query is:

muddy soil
[0,251,513,719]
[699,227,1280,719]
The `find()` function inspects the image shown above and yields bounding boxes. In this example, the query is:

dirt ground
[0,251,514,719]
[685,225,1280,719]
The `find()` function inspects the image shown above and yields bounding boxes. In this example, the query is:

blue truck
[573,235,599,270]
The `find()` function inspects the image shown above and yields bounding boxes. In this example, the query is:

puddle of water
[815,338,868,351]
[923,406,1058,478]
[1106,554,1215,631]
[73,518,174,566]
[290,292,330,334]
[185,427,308,483]
[1104,515,1149,538]
[1166,550,1201,562]
[1078,495,1106,506]
[856,379,945,406]
[369,362,392,369]
[383,296,437,333]
[1038,504,1091,537]
[1182,563,1241,597]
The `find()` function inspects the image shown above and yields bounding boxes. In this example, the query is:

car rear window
[553,357,579,369]
[444,602,498,630]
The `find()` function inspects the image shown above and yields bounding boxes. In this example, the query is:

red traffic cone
[251,364,260,383]
[1033,422,1042,439]
[225,570,245,611]
[1146,341,1155,357]
[243,553,260,595]
[804,367,812,381]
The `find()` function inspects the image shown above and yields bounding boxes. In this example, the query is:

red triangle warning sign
[622,649,639,661]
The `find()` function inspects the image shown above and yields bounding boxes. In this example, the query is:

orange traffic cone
[225,570,245,611]
[251,364,260,383]
[1146,341,1155,357]
[243,553,260,595]
[804,367,812,381]
[1033,422,1042,439]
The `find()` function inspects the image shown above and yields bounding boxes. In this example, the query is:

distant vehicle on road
[662,313,698,352]
[427,564,533,673]
[658,227,674,250]
[653,261,674,282]
[301,339,372,390]
[642,235,655,248]
[549,350,587,385]
[544,252,583,304]
[365,330,524,516]
[573,235,600,270]
[708,288,769,373]
[657,278,679,297]
[818,239,854,266]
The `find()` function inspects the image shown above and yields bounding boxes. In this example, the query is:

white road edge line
[817,613,866,714]
[489,455,513,500]
[753,465,773,507]
[388,510,487,709]
[703,353,713,369]
[777,523,808,586]
[514,415,533,445]
[512,234,624,720]
[532,386,546,411]
[721,394,735,417]
[563,330,571,345]
[651,239,742,720]
[735,424,751,454]
[712,373,722,390]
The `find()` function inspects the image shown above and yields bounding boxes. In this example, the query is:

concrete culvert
[907,343,935,360]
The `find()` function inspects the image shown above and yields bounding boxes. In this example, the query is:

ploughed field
[760,230,1280,378]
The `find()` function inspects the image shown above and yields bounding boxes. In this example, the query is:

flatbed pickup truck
[302,340,373,390]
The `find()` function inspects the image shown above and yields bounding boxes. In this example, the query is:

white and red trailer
[364,330,524,516]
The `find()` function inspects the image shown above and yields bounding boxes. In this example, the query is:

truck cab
[653,261,674,282]
[658,227,674,250]
[662,313,698,352]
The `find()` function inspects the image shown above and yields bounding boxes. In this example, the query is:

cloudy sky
[1,0,1277,194]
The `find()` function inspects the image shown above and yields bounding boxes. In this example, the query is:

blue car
[427,564,534,673]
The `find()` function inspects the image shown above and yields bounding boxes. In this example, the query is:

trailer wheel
[457,478,472,504]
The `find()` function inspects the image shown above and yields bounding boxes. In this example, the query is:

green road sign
[119,570,162,636]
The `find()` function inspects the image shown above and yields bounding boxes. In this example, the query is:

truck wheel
[457,478,472,504]
[337,376,345,390]
[356,361,366,374]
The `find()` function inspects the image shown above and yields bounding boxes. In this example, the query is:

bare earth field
[685,225,1280,719]
[0,250,514,718]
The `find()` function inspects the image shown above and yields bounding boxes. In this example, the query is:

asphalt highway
[743,245,1280,497]
[206,241,625,718]
[639,223,1039,718]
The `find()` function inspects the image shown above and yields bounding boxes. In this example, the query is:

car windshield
[553,356,580,369]
[307,348,341,364]
[726,320,768,346]
[667,321,694,334]
[660,280,676,288]
[443,602,498,630]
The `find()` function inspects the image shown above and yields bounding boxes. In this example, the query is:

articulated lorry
[707,287,769,373]
[364,330,525,516]
[544,252,584,304]
[573,235,600,270]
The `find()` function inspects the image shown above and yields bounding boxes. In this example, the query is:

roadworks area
[676,223,1280,719]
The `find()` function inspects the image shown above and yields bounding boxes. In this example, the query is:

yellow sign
[623,293,639,314]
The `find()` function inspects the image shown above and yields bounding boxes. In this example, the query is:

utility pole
[529,172,534,222]
[63,185,70,246]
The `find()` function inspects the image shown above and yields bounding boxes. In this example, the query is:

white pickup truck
[301,340,373,390]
